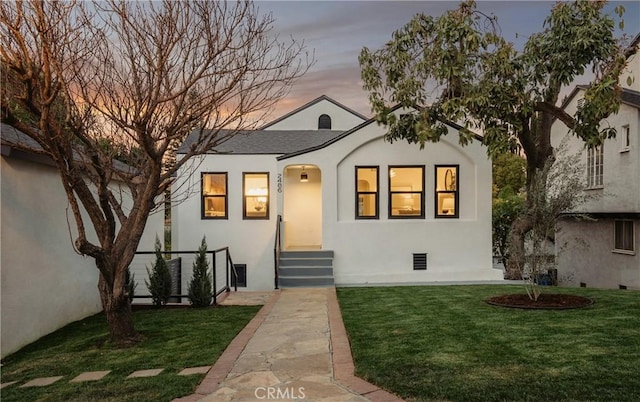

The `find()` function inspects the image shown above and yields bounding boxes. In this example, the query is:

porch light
[300,166,309,182]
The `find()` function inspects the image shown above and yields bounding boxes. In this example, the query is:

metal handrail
[274,214,282,289]
[132,246,237,305]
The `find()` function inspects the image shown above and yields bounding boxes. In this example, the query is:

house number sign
[277,174,283,193]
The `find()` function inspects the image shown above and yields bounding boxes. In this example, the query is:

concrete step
[280,250,334,259]
[279,266,334,277]
[278,276,335,287]
[278,250,334,288]
[279,258,333,267]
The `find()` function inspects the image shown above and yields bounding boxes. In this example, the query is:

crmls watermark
[254,386,306,400]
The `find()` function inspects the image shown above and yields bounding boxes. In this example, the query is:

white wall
[172,154,278,291]
[278,117,502,284]
[264,99,365,131]
[620,47,639,92]
[1,153,163,358]
[551,60,640,290]
[551,94,640,213]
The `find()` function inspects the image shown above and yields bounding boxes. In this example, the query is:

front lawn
[337,285,640,402]
[0,305,261,402]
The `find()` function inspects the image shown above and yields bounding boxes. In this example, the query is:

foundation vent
[413,253,427,270]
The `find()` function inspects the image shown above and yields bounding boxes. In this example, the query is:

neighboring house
[551,35,640,289]
[0,124,163,357]
[172,95,503,290]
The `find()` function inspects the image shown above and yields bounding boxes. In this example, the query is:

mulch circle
[486,293,594,310]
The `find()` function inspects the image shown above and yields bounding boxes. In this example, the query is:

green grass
[337,285,640,402]
[0,305,261,402]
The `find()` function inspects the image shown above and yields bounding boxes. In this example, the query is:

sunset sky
[255,0,640,121]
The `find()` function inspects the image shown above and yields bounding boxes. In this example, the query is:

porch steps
[278,250,334,288]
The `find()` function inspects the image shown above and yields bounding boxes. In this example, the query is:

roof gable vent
[318,114,331,130]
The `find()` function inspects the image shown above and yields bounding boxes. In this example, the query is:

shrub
[125,267,137,303]
[188,236,213,307]
[145,236,172,307]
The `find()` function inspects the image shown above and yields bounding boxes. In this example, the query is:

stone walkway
[176,288,403,402]
[2,289,404,402]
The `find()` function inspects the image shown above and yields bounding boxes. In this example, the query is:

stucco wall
[557,218,640,289]
[278,118,502,284]
[172,154,278,291]
[264,99,365,131]
[551,91,640,213]
[1,154,163,358]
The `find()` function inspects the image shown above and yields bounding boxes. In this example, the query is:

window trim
[586,145,604,189]
[620,124,630,153]
[201,172,228,220]
[434,165,460,219]
[388,165,425,219]
[613,220,635,254]
[242,172,270,220]
[355,166,379,220]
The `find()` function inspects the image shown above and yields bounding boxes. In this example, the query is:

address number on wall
[277,174,283,193]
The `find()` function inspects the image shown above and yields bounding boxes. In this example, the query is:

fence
[128,247,237,305]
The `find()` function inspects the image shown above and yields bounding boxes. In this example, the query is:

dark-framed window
[202,172,227,219]
[318,114,331,129]
[614,220,635,253]
[243,172,269,220]
[356,166,379,219]
[388,165,424,219]
[435,165,459,218]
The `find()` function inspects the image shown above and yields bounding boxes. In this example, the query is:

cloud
[260,0,640,122]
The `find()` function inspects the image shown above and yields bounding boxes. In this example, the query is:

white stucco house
[551,34,640,289]
[172,95,503,290]
[1,124,163,357]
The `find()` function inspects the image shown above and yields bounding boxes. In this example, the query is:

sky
[253,0,640,121]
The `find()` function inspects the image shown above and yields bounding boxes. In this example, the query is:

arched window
[318,114,331,130]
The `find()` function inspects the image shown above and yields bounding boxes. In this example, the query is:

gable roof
[560,85,640,111]
[178,103,482,158]
[277,104,483,161]
[258,95,368,130]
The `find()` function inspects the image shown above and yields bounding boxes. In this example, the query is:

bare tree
[1,0,310,344]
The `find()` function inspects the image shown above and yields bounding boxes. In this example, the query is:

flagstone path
[1,289,404,402]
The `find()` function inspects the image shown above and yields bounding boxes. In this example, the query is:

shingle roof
[621,88,640,109]
[177,129,344,154]
[560,86,640,111]
[1,123,44,152]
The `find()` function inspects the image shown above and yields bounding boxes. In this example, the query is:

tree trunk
[506,212,533,280]
[98,271,140,346]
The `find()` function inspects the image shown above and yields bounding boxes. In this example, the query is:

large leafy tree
[359,0,635,278]
[1,0,309,344]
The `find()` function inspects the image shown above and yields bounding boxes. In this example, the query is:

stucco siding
[279,116,501,284]
[172,154,278,291]
[264,99,365,131]
[557,218,640,289]
[1,157,100,357]
[1,153,163,357]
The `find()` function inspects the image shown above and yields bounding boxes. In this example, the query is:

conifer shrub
[145,236,172,307]
[126,267,137,303]
[188,236,213,307]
